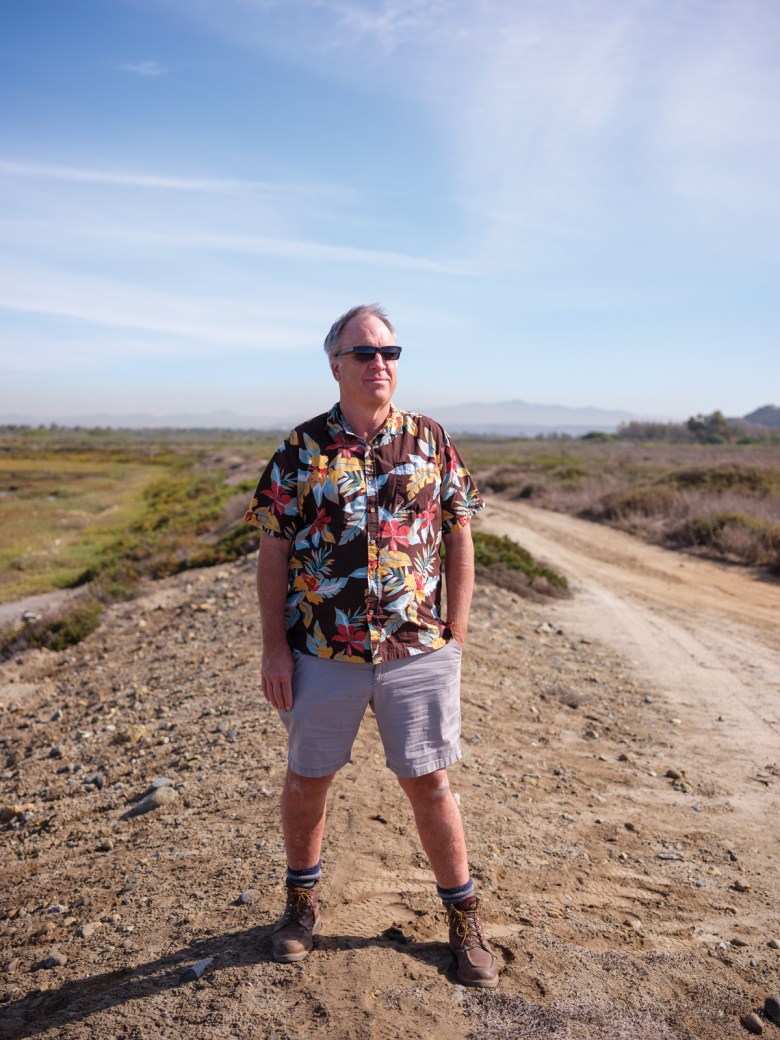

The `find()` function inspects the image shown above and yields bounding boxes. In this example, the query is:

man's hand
[261,643,294,711]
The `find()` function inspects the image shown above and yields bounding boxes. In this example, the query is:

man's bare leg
[398,766,499,987]
[281,767,335,868]
[273,768,335,963]
[397,768,469,887]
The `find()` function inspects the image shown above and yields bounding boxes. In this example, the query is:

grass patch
[0,601,104,661]
[472,531,568,599]
[0,426,282,604]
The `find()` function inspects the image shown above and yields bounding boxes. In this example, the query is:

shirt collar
[326,402,401,444]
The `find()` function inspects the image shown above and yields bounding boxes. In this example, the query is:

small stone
[451,984,467,1003]
[643,695,653,704]
[765,996,780,1026]
[0,803,34,823]
[50,709,63,722]
[75,729,93,741]
[732,881,752,893]
[237,889,257,905]
[768,939,780,950]
[48,746,63,759]
[150,776,173,790]
[3,959,20,974]
[46,904,67,915]
[741,1011,764,1034]
[40,950,67,969]
[96,838,114,852]
[79,921,102,939]
[731,937,749,947]
[584,729,599,740]
[665,768,684,780]
[121,784,178,819]
[112,725,148,746]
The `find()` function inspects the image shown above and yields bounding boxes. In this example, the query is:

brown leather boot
[445,896,500,988]
[272,883,322,963]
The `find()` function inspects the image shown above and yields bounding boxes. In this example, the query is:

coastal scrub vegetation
[0,425,563,656]
[1,416,777,657]
[464,426,780,573]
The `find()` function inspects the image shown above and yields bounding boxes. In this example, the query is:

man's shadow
[0,925,454,1039]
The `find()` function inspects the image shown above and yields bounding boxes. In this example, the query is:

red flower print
[261,480,292,515]
[333,622,366,656]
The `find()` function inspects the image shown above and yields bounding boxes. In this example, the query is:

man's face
[329,313,398,412]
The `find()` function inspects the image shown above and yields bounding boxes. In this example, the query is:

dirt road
[1,502,779,1039]
[478,498,780,775]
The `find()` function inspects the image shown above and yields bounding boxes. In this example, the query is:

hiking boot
[272,883,322,963]
[445,896,500,988]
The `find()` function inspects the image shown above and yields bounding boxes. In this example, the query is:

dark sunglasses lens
[353,346,401,361]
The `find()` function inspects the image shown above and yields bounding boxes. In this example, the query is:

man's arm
[257,533,295,711]
[442,523,475,647]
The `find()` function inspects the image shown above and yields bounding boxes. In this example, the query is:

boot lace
[277,886,314,928]
[446,899,488,951]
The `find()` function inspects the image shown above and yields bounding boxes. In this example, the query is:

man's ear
[330,358,340,381]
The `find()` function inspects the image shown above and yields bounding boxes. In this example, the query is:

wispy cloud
[118,60,167,77]
[0,261,320,354]
[160,0,780,240]
[0,158,279,194]
[89,227,477,275]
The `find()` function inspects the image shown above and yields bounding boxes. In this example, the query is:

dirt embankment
[1,498,779,1040]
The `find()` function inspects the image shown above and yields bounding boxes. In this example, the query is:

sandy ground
[1,497,779,1040]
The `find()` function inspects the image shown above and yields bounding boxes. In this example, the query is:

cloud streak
[0,158,313,197]
[118,60,167,77]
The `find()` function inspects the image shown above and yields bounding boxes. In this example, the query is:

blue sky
[1,0,778,424]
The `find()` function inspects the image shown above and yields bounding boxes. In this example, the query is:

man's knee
[398,767,451,804]
[285,769,336,799]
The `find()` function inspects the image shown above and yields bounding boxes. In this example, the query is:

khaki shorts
[280,641,463,779]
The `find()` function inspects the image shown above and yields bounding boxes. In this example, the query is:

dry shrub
[661,463,779,495]
[584,486,686,523]
[668,511,780,567]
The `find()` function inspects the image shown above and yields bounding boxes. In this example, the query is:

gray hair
[323,303,395,357]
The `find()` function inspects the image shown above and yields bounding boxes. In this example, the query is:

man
[245,304,499,988]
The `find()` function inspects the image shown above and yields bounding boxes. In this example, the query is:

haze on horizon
[1,0,779,424]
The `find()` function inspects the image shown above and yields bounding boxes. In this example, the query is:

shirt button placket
[365,446,381,663]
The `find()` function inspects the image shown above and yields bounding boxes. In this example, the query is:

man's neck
[338,400,393,442]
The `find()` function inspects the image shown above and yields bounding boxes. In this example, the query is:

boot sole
[457,973,500,989]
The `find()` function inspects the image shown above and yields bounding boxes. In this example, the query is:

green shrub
[0,601,104,660]
[472,532,568,591]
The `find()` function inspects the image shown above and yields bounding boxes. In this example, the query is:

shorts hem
[287,755,350,778]
[388,748,462,779]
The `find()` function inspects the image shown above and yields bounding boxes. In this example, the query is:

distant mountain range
[1,402,777,436]
[742,404,780,428]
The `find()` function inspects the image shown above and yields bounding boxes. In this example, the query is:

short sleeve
[244,432,301,541]
[438,427,485,534]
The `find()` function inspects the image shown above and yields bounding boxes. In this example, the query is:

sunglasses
[333,345,402,362]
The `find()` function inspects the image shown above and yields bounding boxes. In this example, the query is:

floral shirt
[245,403,484,664]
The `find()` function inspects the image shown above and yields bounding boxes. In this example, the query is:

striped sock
[286,862,322,889]
[437,878,476,905]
